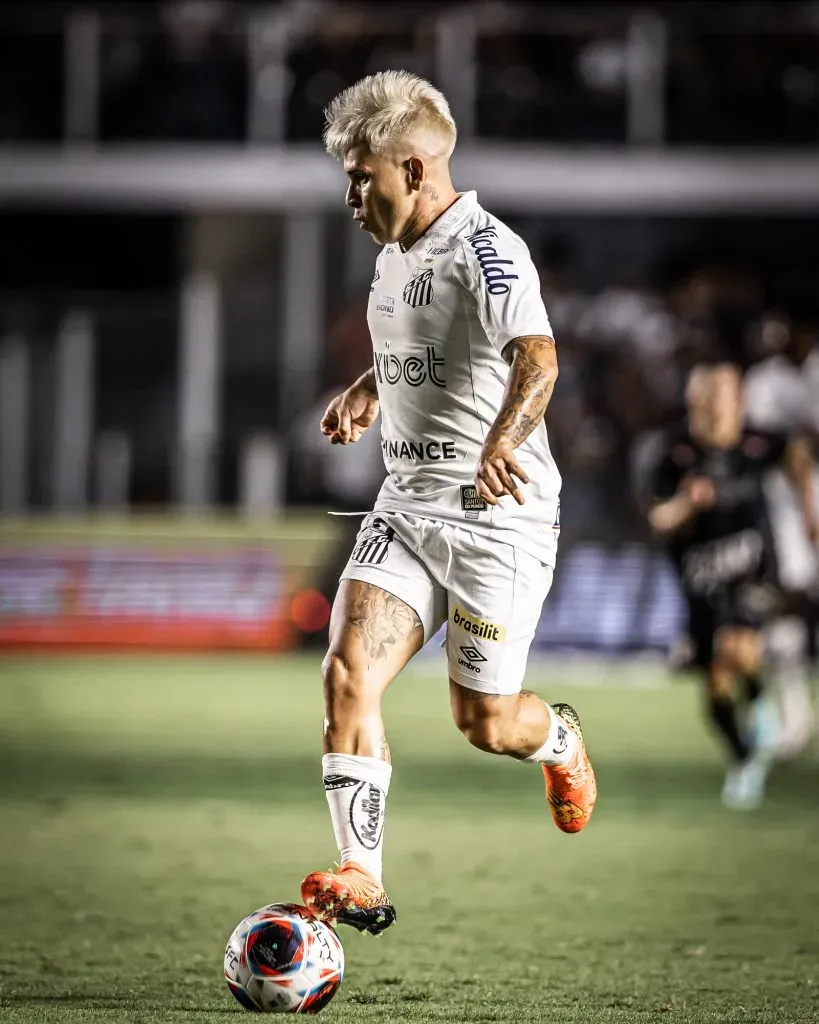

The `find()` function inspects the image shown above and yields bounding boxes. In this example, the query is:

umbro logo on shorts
[351,518,394,566]
[459,645,487,663]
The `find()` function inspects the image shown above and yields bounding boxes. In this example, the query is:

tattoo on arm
[486,337,557,449]
[348,585,422,660]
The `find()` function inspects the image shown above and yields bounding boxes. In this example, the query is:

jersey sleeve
[454,226,553,355]
[743,364,789,432]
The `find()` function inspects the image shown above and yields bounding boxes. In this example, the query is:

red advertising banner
[0,546,293,650]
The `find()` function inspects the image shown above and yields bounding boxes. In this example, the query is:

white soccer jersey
[743,350,819,591]
[744,351,819,434]
[366,190,561,565]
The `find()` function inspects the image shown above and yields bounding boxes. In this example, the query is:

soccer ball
[224,903,344,1014]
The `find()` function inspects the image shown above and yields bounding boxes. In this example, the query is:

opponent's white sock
[524,704,580,767]
[322,753,392,885]
[766,616,815,757]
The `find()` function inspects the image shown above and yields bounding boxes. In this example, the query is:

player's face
[343,144,417,245]
[685,366,712,438]
[708,366,744,447]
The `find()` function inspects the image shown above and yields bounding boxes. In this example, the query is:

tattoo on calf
[349,585,422,660]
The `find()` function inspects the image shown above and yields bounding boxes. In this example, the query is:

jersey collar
[398,190,478,253]
[429,190,478,239]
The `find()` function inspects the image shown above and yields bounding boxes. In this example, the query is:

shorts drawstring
[418,518,453,584]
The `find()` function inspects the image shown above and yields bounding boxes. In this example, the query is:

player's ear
[407,156,424,191]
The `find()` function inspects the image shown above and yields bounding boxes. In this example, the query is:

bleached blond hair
[323,70,457,161]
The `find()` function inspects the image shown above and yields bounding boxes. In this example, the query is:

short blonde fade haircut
[323,70,457,161]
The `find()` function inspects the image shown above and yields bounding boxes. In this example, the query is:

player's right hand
[681,475,717,510]
[320,386,379,445]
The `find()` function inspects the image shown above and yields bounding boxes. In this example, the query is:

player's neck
[692,428,742,450]
[398,188,460,253]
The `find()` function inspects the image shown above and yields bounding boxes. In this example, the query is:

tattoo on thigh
[349,585,422,660]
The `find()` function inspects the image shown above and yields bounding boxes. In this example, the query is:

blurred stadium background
[1,2,818,1022]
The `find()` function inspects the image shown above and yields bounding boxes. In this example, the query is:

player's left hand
[475,439,529,506]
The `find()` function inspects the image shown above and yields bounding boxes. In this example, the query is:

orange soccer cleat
[301,862,396,936]
[542,702,597,834]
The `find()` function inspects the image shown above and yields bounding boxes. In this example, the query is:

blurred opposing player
[648,364,818,809]
[744,313,819,757]
[299,71,596,935]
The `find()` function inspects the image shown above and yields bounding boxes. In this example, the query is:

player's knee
[714,631,741,672]
[715,629,759,675]
[706,666,734,701]
[459,715,512,755]
[451,694,514,755]
[766,616,807,665]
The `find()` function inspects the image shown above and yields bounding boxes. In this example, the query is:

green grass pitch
[0,653,817,1023]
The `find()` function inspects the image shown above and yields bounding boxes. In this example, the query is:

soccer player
[744,313,819,757]
[647,363,818,809]
[299,71,596,935]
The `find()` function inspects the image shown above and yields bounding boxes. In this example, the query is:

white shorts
[339,511,555,695]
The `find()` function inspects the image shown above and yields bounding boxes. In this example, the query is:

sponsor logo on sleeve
[465,224,520,295]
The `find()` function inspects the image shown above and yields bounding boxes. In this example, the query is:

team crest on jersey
[402,266,434,308]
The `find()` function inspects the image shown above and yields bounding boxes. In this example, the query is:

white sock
[524,704,580,767]
[322,753,392,885]
[766,616,815,754]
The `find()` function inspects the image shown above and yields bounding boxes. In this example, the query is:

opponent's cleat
[301,862,396,936]
[542,702,597,834]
